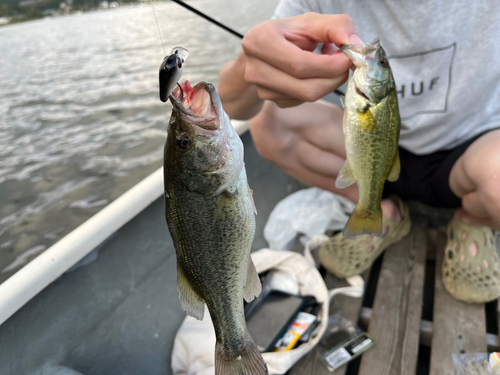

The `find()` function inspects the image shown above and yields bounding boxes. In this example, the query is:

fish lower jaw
[355,86,371,101]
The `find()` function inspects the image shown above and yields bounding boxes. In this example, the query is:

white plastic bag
[171,249,330,375]
[453,353,500,375]
[264,188,355,250]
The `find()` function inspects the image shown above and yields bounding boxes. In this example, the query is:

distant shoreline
[0,1,169,28]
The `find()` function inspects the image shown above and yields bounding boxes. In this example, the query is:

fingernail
[349,34,363,45]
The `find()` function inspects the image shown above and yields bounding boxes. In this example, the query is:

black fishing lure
[159,47,189,102]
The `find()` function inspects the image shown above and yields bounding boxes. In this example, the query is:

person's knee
[462,137,500,183]
[478,177,500,213]
[464,151,500,210]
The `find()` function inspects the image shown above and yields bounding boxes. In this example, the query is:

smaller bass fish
[337,38,401,238]
[159,46,189,102]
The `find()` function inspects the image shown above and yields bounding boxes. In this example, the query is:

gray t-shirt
[274,0,500,155]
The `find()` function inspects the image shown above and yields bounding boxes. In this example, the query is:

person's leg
[449,129,500,230]
[249,100,402,222]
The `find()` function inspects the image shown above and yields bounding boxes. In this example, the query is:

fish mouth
[341,38,381,68]
[171,81,220,131]
[343,38,387,102]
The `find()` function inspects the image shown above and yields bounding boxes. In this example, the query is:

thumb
[295,13,363,47]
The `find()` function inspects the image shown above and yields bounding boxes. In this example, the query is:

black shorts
[382,133,488,208]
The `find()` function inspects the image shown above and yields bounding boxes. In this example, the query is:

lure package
[453,353,500,375]
[245,290,307,352]
[272,311,317,352]
[271,294,322,352]
[316,313,374,371]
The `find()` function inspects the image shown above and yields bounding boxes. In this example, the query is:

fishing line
[171,0,244,39]
[151,1,166,56]
[170,0,344,97]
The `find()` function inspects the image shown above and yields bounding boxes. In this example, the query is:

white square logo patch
[388,43,456,121]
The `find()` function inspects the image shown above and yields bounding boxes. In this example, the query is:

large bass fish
[164,80,268,375]
[337,38,401,238]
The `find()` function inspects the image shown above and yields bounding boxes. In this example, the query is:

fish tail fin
[215,338,268,375]
[343,204,382,239]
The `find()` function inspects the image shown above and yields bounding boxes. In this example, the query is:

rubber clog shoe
[442,219,500,303]
[318,196,411,278]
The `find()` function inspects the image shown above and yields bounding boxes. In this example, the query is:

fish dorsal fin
[177,262,205,320]
[335,160,356,189]
[243,257,262,302]
[387,152,400,182]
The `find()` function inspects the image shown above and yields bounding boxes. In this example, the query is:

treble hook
[176,82,184,100]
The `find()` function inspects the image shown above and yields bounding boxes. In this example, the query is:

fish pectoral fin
[243,257,262,302]
[335,160,356,189]
[340,95,345,109]
[342,107,347,134]
[387,152,400,182]
[177,263,205,320]
[247,184,257,215]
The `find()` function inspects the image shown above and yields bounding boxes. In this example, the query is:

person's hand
[249,100,359,202]
[241,12,362,108]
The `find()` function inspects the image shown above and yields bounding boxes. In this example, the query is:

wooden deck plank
[430,230,487,375]
[288,270,369,375]
[359,306,500,351]
[357,226,427,375]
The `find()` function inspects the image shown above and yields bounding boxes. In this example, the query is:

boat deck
[290,205,500,375]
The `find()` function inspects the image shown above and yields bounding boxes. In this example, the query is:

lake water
[0,0,279,283]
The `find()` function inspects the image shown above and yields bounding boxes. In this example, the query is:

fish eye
[177,60,182,69]
[176,133,192,150]
[379,57,389,67]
